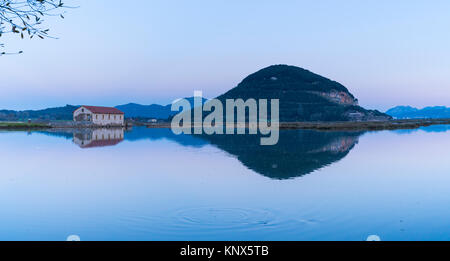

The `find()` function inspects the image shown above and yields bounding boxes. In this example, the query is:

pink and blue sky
[1,0,450,111]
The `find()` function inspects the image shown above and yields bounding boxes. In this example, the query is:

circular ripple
[173,207,277,231]
[118,207,318,239]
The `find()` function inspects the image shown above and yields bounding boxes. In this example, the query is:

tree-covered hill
[216,65,390,122]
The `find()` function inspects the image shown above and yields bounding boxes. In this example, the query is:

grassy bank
[3,118,450,131]
[279,119,450,131]
[0,122,50,130]
[142,119,450,131]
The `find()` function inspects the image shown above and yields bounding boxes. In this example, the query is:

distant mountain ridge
[0,64,393,122]
[0,97,207,121]
[116,97,207,119]
[0,105,79,121]
[386,106,450,119]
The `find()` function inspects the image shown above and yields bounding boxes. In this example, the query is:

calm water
[1,125,450,241]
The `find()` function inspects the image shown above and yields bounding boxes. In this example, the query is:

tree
[0,0,68,55]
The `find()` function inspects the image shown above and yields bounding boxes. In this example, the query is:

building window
[108,114,111,120]
[103,115,105,120]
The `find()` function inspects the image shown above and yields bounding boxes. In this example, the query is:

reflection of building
[73,106,124,126]
[73,128,124,148]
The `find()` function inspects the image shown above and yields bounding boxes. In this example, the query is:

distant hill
[0,105,78,121]
[114,103,172,119]
[0,97,207,121]
[215,65,390,122]
[0,65,394,122]
[116,97,207,119]
[386,106,450,119]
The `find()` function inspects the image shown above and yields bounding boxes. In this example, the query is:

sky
[1,0,450,111]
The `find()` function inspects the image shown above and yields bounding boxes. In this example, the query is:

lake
[1,125,450,241]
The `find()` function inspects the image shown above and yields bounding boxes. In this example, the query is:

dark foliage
[0,0,69,55]
[216,65,391,122]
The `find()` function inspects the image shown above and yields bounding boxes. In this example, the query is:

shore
[279,118,450,131]
[2,119,450,131]
[144,118,450,131]
[0,122,50,130]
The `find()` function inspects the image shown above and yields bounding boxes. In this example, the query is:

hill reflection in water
[197,130,363,179]
[39,127,363,179]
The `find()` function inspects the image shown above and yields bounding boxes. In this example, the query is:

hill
[116,97,207,119]
[0,65,392,122]
[0,97,207,122]
[0,105,78,121]
[386,106,450,119]
[215,65,390,122]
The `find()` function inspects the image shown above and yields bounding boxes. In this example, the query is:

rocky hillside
[216,65,390,122]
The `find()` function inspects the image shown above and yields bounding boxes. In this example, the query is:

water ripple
[118,207,320,240]
[174,207,276,230]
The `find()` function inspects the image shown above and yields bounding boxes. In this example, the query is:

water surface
[0,125,449,240]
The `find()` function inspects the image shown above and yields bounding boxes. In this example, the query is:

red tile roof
[81,106,124,115]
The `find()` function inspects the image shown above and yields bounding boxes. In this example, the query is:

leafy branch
[0,0,72,55]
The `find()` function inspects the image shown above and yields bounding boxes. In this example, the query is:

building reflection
[38,127,363,179]
[73,128,124,148]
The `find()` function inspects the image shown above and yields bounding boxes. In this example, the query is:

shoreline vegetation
[143,118,450,131]
[279,119,450,131]
[0,122,50,130]
[1,119,450,131]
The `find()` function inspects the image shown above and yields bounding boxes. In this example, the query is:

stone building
[73,106,124,126]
